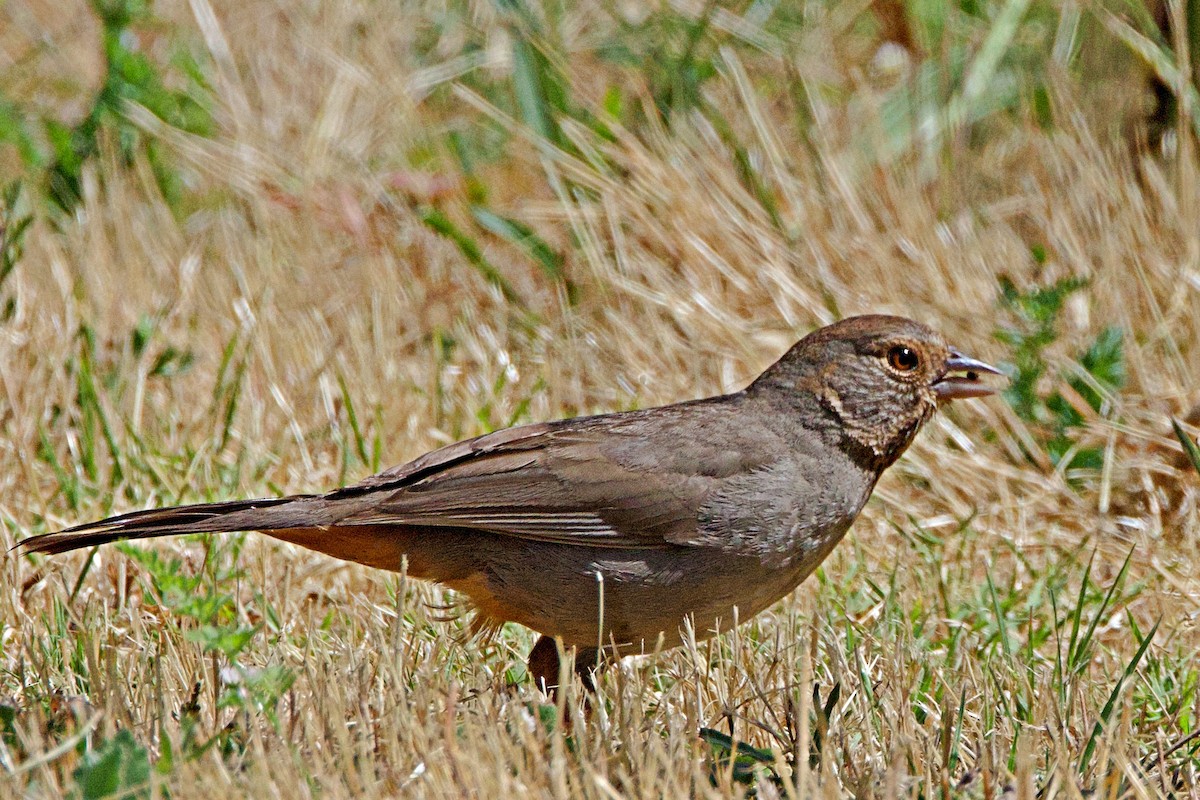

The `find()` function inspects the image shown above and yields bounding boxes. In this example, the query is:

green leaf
[602,85,623,119]
[1074,326,1126,409]
[184,624,259,659]
[130,315,154,358]
[219,664,296,716]
[73,729,151,800]
[0,702,18,752]
[0,101,43,167]
[149,346,195,378]
[699,726,783,787]
[699,727,777,765]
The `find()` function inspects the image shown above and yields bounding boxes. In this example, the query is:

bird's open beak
[933,349,1005,402]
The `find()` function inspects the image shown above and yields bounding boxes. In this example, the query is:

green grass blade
[1072,548,1134,678]
[961,0,1034,105]
[337,373,369,466]
[69,548,99,604]
[509,32,558,147]
[1105,12,1200,139]
[74,338,125,489]
[419,207,527,310]
[1050,587,1067,705]
[1066,549,1094,674]
[1171,417,1200,476]
[1079,617,1160,774]
[37,425,81,511]
[911,0,1033,153]
[986,571,1014,660]
[470,206,565,283]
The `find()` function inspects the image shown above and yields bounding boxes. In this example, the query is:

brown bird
[18,315,1000,690]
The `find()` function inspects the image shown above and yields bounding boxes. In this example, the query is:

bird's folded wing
[331,408,771,549]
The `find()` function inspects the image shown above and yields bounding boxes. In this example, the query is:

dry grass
[2,0,1199,797]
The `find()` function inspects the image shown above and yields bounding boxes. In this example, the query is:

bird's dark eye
[887,345,920,372]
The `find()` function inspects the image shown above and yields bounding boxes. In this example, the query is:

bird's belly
[467,542,819,651]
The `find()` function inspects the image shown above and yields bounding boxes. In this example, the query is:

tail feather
[16,494,331,556]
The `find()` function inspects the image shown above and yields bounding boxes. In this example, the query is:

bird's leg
[527,635,602,695]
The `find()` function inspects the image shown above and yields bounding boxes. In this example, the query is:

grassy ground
[2,0,1199,797]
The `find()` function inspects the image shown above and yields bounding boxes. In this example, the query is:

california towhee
[19,315,1000,689]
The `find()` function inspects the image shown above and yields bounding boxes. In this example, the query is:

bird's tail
[16,494,340,556]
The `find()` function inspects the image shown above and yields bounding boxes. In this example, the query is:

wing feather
[333,400,777,549]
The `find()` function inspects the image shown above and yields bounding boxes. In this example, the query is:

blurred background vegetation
[2,0,1197,220]
[5,0,1197,497]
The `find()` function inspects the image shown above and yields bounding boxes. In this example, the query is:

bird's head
[751,315,1003,469]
